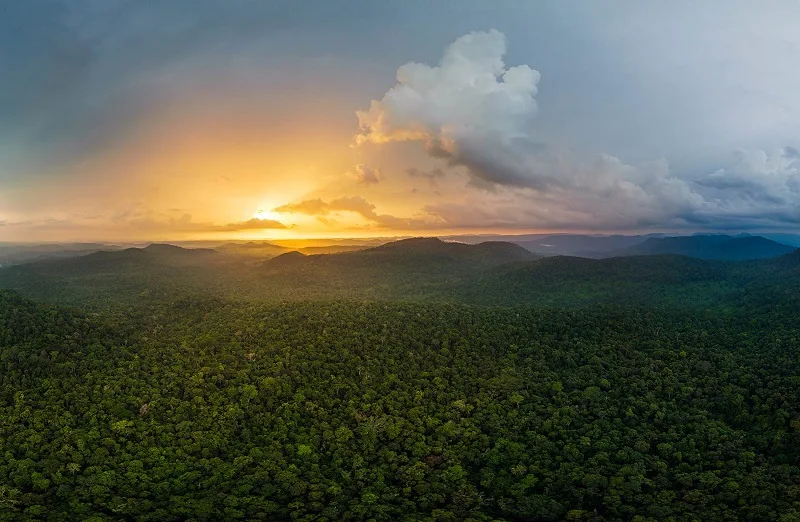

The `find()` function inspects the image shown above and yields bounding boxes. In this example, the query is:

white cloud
[356,29,541,189]
[699,148,800,204]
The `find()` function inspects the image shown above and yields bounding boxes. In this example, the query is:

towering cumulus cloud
[354,30,709,227]
[355,30,800,230]
[356,30,542,188]
[356,31,800,228]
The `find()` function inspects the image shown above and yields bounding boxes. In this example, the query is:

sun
[252,208,282,221]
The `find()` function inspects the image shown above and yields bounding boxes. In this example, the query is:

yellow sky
[1,93,470,242]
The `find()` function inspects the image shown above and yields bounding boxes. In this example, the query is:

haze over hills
[261,238,540,298]
[761,233,800,247]
[1,235,798,311]
[2,232,798,268]
[216,241,369,258]
[606,234,796,260]
[701,236,798,260]
[445,232,797,260]
[0,243,122,266]
[365,237,536,262]
[57,244,221,269]
[511,234,655,256]
[265,237,538,269]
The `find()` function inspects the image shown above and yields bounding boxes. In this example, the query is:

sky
[3,0,800,241]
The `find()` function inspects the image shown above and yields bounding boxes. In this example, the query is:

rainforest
[1,237,799,521]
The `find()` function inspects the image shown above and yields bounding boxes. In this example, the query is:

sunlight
[251,208,283,222]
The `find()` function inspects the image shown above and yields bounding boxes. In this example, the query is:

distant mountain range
[366,237,536,264]
[215,242,367,257]
[263,237,538,281]
[604,234,796,260]
[1,232,799,269]
[0,243,122,266]
[2,235,800,310]
[512,234,654,256]
[267,237,540,266]
[497,233,796,260]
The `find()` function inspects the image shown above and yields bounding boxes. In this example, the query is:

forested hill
[368,237,535,260]
[9,244,221,272]
[612,234,796,260]
[260,238,538,285]
[1,238,800,310]
[2,290,800,520]
[0,290,90,347]
[706,235,797,260]
[264,238,538,269]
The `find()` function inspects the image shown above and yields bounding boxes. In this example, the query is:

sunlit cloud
[407,167,447,186]
[275,196,442,230]
[219,218,288,231]
[347,164,381,185]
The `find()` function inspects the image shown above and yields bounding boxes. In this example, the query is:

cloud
[356,30,542,188]
[0,210,290,241]
[218,218,288,231]
[353,29,700,209]
[276,196,376,219]
[348,164,381,184]
[274,199,330,215]
[275,196,441,229]
[412,146,800,231]
[407,167,447,186]
[356,30,539,144]
[698,148,800,205]
[316,216,338,226]
[329,196,381,219]
[687,147,800,227]
[0,220,36,228]
[112,207,289,233]
[354,29,800,230]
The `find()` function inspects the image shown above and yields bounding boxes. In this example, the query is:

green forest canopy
[1,240,800,520]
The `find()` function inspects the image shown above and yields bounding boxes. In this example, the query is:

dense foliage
[2,239,800,311]
[2,286,800,520]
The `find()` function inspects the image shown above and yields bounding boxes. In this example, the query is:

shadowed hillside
[611,234,795,260]
[2,237,800,311]
[266,238,536,269]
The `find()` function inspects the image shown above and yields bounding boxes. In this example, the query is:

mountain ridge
[606,234,795,260]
